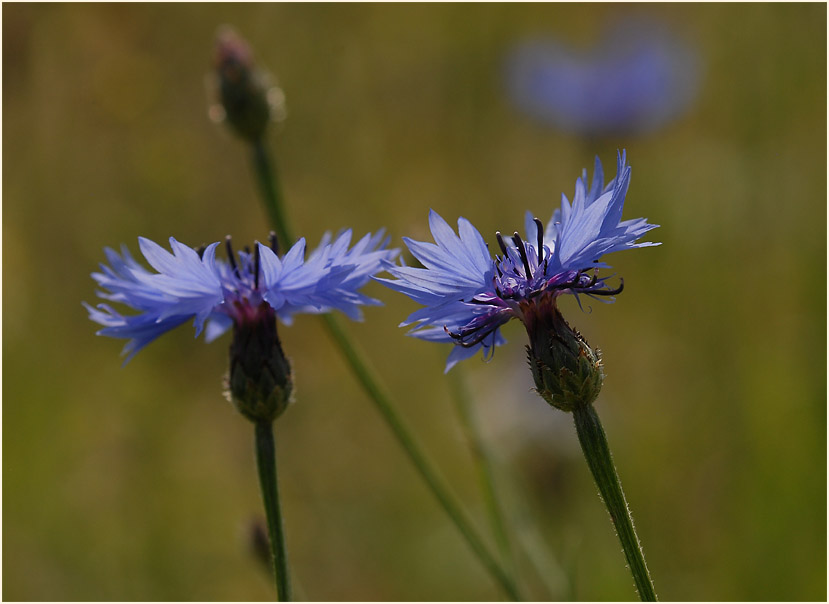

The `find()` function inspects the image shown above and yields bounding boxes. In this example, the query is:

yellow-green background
[3,3,826,601]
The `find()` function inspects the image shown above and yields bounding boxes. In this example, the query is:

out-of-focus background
[3,3,826,601]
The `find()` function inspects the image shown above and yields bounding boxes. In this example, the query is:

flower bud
[522,296,603,412]
[214,27,272,143]
[226,303,293,422]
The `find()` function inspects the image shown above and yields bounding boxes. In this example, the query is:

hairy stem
[572,404,656,601]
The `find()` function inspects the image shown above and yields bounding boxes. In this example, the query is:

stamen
[580,271,598,289]
[225,236,240,278]
[443,325,496,349]
[556,271,588,291]
[493,276,505,299]
[590,278,624,297]
[512,232,533,278]
[495,231,509,257]
[253,243,261,290]
[195,245,206,259]
[268,231,279,254]
[534,217,544,264]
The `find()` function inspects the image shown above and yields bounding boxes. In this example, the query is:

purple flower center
[212,234,278,326]
[445,218,623,349]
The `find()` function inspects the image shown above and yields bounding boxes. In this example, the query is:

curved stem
[321,314,522,600]
[572,404,656,601]
[447,368,515,575]
[255,420,292,601]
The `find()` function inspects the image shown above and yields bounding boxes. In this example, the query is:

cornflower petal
[84,301,192,362]
[132,239,224,335]
[258,244,284,296]
[429,210,493,278]
[204,314,234,343]
[259,231,397,319]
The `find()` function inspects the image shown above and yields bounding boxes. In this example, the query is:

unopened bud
[214,27,272,143]
[226,303,293,422]
[523,296,603,412]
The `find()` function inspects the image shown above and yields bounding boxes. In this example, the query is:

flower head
[379,152,659,373]
[86,229,397,362]
[504,17,699,136]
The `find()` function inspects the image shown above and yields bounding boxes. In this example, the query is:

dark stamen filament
[534,217,544,264]
[495,231,509,257]
[560,270,595,292]
[253,244,261,290]
[268,231,279,254]
[443,325,495,348]
[513,232,533,278]
[225,236,240,278]
[590,278,624,296]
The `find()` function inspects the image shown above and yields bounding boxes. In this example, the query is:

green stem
[321,314,521,600]
[572,404,656,602]
[448,368,515,576]
[254,420,292,601]
[247,138,520,600]
[251,139,294,250]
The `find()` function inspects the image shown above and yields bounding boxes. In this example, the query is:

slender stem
[572,404,656,602]
[251,138,294,250]
[447,368,515,575]
[254,420,292,601]
[321,314,522,600]
[450,367,578,600]
[247,137,522,600]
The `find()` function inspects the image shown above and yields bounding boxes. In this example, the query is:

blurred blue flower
[86,230,396,361]
[504,18,699,136]
[379,152,659,372]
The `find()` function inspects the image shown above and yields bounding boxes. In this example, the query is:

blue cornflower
[504,17,699,136]
[86,229,397,362]
[379,152,659,373]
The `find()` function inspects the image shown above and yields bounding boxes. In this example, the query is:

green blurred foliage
[3,3,825,601]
